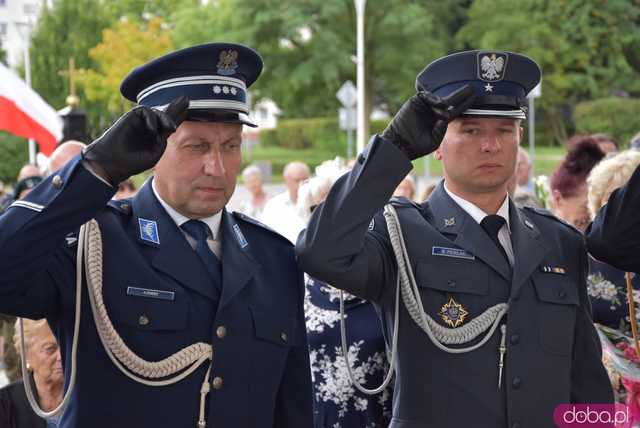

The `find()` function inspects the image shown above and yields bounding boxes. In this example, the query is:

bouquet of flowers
[597,324,640,427]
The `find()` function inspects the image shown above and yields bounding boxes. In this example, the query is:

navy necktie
[181,220,222,289]
[480,215,510,266]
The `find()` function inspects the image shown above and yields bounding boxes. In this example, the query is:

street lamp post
[354,0,366,154]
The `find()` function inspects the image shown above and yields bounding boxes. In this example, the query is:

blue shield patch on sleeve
[138,218,160,244]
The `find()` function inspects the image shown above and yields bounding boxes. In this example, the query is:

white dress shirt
[152,179,223,258]
[444,183,514,266]
[259,191,306,244]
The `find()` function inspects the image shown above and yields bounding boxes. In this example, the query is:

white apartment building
[0,0,43,68]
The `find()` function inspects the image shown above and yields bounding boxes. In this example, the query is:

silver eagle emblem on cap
[479,52,508,82]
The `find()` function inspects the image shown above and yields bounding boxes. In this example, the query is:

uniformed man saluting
[0,43,312,428]
[296,50,612,428]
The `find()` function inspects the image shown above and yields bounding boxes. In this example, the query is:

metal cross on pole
[58,57,80,107]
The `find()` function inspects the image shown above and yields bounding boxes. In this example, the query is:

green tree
[456,0,640,143]
[77,17,174,117]
[172,0,451,138]
[0,132,30,185]
[28,0,195,135]
[29,0,113,134]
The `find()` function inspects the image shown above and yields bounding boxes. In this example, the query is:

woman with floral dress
[298,160,392,428]
[305,277,392,428]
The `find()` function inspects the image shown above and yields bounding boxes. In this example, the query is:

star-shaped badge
[439,297,469,328]
[484,83,494,92]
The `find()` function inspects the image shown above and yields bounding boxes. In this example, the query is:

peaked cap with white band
[120,42,263,127]
[416,50,541,119]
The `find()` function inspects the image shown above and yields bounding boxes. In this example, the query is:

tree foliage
[171,0,458,137]
[22,0,640,148]
[77,17,174,117]
[456,0,640,143]
[0,133,30,185]
[29,0,113,134]
[574,97,640,147]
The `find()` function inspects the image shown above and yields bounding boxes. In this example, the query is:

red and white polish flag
[0,62,62,156]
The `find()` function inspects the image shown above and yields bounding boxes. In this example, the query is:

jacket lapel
[428,182,512,281]
[509,203,550,297]
[218,211,260,310]
[131,179,220,301]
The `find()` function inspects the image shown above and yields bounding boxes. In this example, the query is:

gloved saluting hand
[82,96,189,184]
[381,84,476,160]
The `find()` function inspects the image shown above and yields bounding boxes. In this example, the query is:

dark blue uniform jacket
[297,136,612,428]
[0,156,312,428]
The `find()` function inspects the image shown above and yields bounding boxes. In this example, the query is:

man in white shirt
[260,161,310,243]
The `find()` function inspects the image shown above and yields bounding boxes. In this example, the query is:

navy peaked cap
[416,50,541,119]
[121,43,263,127]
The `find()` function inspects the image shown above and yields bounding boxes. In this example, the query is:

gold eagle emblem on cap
[217,50,239,76]
[439,297,469,328]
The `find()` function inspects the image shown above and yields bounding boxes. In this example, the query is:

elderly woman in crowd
[549,136,605,232]
[0,319,63,428]
[239,164,268,218]
[298,159,393,428]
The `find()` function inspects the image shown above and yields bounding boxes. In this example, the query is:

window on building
[0,23,7,36]
[24,3,40,15]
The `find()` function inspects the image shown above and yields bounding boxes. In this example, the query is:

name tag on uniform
[127,286,175,301]
[432,246,475,260]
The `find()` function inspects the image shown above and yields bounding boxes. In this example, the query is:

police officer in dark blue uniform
[296,50,612,428]
[0,43,312,428]
[587,164,640,272]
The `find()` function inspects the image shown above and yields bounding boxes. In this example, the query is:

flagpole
[24,40,36,164]
[15,17,36,164]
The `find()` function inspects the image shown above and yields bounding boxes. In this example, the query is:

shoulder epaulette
[232,211,292,245]
[389,196,422,210]
[522,206,581,234]
[107,198,133,216]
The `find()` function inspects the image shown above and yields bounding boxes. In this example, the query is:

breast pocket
[105,284,189,332]
[416,259,490,327]
[250,306,299,348]
[250,306,299,380]
[533,275,579,356]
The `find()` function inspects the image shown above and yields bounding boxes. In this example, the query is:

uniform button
[357,154,366,164]
[212,377,223,390]
[447,280,456,288]
[216,326,227,339]
[52,175,64,189]
[120,203,130,214]
[512,422,521,428]
[138,314,149,326]
[512,377,522,389]
[558,290,567,299]
[280,332,288,343]
[510,334,520,345]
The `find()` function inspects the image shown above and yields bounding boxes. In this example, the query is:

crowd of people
[1,43,640,428]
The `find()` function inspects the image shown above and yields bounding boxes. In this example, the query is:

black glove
[82,97,189,184]
[381,85,476,160]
